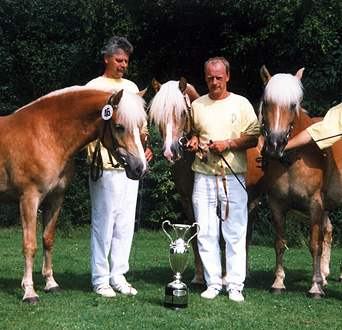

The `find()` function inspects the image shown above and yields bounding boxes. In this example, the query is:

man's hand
[145,147,153,163]
[208,139,229,153]
[186,136,199,152]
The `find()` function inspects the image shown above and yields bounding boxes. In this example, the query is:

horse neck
[185,85,200,103]
[291,107,316,137]
[45,92,104,157]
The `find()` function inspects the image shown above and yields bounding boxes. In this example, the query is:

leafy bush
[0,0,341,243]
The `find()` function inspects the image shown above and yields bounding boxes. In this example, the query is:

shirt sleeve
[241,99,260,137]
[307,103,342,149]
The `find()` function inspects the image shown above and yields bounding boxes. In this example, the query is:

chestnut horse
[1,86,148,304]
[149,78,264,285]
[259,65,333,298]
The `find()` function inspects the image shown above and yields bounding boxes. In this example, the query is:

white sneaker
[93,284,116,297]
[112,281,138,295]
[200,286,221,299]
[228,288,244,302]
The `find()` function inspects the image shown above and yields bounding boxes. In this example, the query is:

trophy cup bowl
[162,220,200,310]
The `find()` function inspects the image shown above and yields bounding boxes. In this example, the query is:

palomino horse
[149,78,264,285]
[1,86,148,304]
[259,65,333,298]
[149,78,205,285]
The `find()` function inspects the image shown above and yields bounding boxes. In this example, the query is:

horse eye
[114,124,125,134]
[181,110,187,117]
[263,100,269,108]
[290,103,297,111]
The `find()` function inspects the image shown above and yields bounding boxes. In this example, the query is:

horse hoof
[22,296,40,305]
[245,274,252,282]
[307,291,324,299]
[44,286,62,294]
[189,282,206,291]
[269,287,286,294]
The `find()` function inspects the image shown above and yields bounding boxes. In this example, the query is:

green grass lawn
[1,227,342,330]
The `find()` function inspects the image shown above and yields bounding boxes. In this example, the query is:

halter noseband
[178,93,192,149]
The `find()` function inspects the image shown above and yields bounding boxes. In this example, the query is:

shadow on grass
[3,266,341,302]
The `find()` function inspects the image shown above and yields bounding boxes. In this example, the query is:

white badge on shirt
[101,105,113,120]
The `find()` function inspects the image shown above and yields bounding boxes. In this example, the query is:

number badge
[101,105,114,120]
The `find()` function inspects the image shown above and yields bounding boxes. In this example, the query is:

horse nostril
[135,166,143,176]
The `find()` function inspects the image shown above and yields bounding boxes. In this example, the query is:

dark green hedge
[0,0,341,242]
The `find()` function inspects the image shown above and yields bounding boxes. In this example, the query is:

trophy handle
[186,222,200,245]
[162,220,175,243]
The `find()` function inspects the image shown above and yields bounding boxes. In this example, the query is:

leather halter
[178,93,192,150]
[258,102,296,170]
[90,92,126,182]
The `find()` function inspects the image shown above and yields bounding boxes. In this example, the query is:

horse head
[149,77,198,164]
[100,89,148,180]
[259,65,304,159]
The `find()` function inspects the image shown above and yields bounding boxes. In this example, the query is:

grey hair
[204,57,230,74]
[101,36,133,57]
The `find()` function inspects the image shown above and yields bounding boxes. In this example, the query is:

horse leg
[220,233,227,287]
[246,194,262,280]
[172,158,205,287]
[321,213,332,286]
[180,196,205,286]
[20,196,40,304]
[41,194,65,294]
[269,203,287,294]
[307,205,325,299]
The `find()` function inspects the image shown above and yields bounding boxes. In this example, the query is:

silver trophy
[162,220,200,309]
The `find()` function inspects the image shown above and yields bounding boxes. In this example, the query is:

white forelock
[148,81,187,127]
[116,90,146,132]
[264,73,303,113]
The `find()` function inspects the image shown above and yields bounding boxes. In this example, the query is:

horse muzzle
[265,133,287,159]
[163,140,183,164]
[116,149,148,180]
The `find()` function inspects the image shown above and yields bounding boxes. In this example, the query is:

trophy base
[164,282,188,310]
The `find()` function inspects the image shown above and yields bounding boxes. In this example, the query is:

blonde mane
[263,73,303,114]
[17,86,146,132]
[116,90,146,132]
[148,81,187,126]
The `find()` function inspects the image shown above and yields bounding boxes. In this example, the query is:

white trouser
[89,169,139,287]
[192,172,247,291]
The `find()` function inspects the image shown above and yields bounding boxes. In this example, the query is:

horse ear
[295,68,305,80]
[152,78,161,93]
[179,77,187,93]
[111,89,124,106]
[260,65,271,85]
[137,88,147,98]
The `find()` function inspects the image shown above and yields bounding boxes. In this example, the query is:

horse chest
[264,157,324,203]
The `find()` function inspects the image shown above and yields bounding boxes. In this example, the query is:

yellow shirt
[191,93,260,175]
[86,76,148,170]
[307,103,342,150]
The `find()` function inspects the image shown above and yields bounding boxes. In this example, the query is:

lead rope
[90,119,109,182]
[213,156,229,221]
[217,151,289,250]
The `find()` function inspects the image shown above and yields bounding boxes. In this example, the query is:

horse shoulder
[323,140,342,208]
